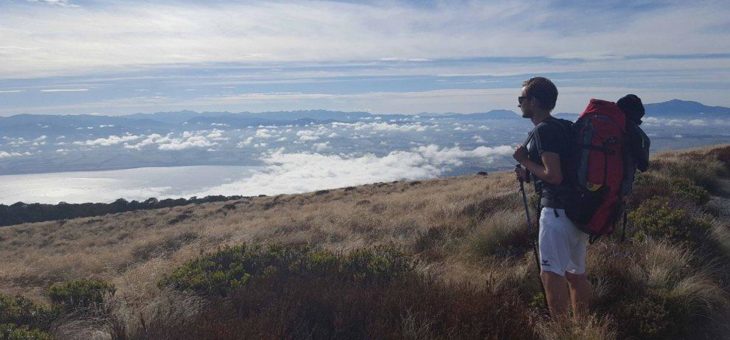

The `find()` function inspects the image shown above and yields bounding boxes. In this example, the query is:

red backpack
[564,99,626,239]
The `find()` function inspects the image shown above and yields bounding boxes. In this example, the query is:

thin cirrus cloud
[40,88,89,93]
[2,1,728,76]
[1,1,729,115]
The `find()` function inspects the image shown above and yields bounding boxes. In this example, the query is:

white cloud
[32,135,47,146]
[193,144,512,197]
[74,134,141,146]
[124,133,167,150]
[206,129,228,141]
[296,128,327,142]
[237,136,255,148]
[4,137,29,147]
[255,128,274,138]
[122,131,217,150]
[0,151,31,158]
[414,144,513,167]
[688,119,707,126]
[642,117,730,128]
[158,135,216,151]
[359,122,428,132]
[312,142,330,152]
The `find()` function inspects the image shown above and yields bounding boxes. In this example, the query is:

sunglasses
[518,96,529,104]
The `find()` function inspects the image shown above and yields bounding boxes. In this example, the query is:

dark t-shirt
[621,122,651,195]
[527,117,572,208]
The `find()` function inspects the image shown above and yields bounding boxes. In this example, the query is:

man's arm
[514,147,563,185]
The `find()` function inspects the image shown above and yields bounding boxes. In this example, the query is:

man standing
[512,77,591,319]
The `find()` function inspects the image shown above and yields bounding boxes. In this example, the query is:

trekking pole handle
[515,163,530,183]
[516,164,533,229]
[515,164,530,184]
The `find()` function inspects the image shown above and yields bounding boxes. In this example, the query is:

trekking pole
[516,164,549,312]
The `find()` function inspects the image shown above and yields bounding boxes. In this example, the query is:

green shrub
[0,294,57,331]
[629,173,671,207]
[0,323,52,340]
[160,244,416,296]
[630,174,710,207]
[650,156,724,191]
[615,294,673,339]
[668,178,710,205]
[138,267,537,339]
[628,197,711,248]
[48,279,115,313]
[341,247,415,283]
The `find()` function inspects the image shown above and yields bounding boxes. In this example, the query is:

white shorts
[538,208,589,276]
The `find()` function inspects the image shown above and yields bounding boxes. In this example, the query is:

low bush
[630,173,710,207]
[48,279,115,313]
[0,323,52,340]
[629,173,672,206]
[628,197,712,249]
[0,294,56,332]
[650,154,725,192]
[160,244,416,296]
[668,177,711,205]
[140,256,537,339]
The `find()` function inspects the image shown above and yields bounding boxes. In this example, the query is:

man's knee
[540,270,566,285]
[565,272,587,286]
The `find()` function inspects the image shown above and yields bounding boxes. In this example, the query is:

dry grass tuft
[535,314,616,340]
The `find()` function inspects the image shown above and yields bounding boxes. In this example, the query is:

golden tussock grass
[0,172,516,304]
[1,144,729,339]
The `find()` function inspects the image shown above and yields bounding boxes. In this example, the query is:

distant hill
[551,99,729,118]
[2,100,726,128]
[644,99,730,117]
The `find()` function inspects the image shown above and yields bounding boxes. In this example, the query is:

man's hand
[513,145,529,164]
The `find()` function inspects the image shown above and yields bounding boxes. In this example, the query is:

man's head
[519,77,558,119]
[617,94,645,125]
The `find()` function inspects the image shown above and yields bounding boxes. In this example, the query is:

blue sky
[1,0,729,116]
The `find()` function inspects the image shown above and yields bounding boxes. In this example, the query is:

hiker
[617,94,651,197]
[512,77,591,319]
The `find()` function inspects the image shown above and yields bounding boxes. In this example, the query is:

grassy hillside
[1,144,729,339]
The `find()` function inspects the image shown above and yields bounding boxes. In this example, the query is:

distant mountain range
[644,99,730,117]
[0,100,727,137]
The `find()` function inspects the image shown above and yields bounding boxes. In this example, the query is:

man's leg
[565,272,591,318]
[541,271,570,317]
